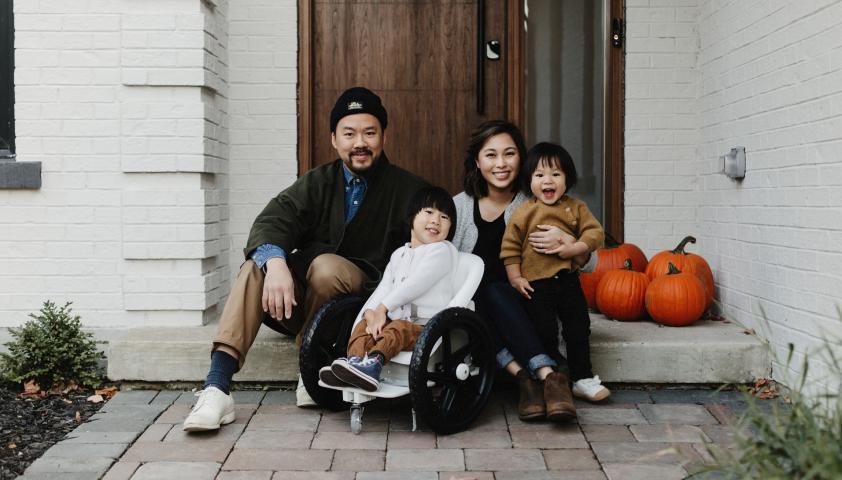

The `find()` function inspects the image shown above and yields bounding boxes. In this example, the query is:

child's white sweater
[356,240,459,323]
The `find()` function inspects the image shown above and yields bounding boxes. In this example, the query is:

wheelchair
[298,252,496,434]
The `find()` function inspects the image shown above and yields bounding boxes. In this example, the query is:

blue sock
[204,350,238,395]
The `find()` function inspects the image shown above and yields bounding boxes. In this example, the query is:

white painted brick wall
[626,0,842,395]
[227,0,298,282]
[624,0,702,254]
[1,0,229,328]
[696,0,842,396]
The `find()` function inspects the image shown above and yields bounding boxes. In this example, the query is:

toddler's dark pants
[525,271,594,381]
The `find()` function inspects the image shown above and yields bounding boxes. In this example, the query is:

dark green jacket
[244,155,430,291]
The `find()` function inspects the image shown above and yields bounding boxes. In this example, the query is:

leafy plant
[0,301,104,390]
[702,336,842,479]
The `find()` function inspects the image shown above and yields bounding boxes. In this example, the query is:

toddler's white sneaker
[182,386,235,431]
[572,375,611,402]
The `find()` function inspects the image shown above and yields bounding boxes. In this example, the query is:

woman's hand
[364,305,389,337]
[510,277,534,300]
[528,225,576,255]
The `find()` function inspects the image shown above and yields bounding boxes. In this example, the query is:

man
[183,87,429,431]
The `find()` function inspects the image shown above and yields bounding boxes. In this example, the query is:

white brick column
[119,0,229,326]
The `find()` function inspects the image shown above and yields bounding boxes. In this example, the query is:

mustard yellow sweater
[500,196,604,281]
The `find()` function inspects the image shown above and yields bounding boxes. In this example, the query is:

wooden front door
[300,0,512,194]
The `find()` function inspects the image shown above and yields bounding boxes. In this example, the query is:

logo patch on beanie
[348,101,363,111]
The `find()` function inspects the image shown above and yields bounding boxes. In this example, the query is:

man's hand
[262,257,297,320]
[510,277,534,300]
[364,304,389,338]
[528,225,576,255]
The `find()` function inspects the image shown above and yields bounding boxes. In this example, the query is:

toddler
[501,142,610,403]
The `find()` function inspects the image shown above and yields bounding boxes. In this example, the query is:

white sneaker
[572,375,611,402]
[182,386,235,432]
[296,373,316,408]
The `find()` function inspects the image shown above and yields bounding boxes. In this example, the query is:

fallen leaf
[87,394,104,404]
[75,411,81,422]
[8,443,16,449]
[742,328,755,335]
[748,377,779,399]
[23,380,40,394]
[62,398,73,404]
[95,387,117,397]
[61,381,79,394]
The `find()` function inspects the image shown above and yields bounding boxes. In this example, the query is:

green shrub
[703,340,842,479]
[0,301,104,390]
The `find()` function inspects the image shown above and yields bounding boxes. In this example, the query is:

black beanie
[330,87,388,132]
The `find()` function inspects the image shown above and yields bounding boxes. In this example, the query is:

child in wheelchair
[319,186,461,392]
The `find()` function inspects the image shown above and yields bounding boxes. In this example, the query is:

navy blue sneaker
[331,354,383,391]
[319,366,349,388]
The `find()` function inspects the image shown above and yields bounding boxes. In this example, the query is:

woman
[452,120,603,421]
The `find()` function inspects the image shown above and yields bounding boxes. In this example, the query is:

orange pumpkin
[645,263,706,326]
[596,259,649,321]
[581,233,648,310]
[645,236,714,310]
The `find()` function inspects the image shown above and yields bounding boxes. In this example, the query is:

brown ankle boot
[544,371,577,422]
[517,370,546,421]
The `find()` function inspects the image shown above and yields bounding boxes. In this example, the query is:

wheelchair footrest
[318,380,410,399]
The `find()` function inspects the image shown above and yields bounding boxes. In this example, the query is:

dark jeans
[525,271,594,381]
[474,281,557,378]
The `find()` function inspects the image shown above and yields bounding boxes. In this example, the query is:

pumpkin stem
[623,259,633,270]
[605,232,620,248]
[667,262,682,275]
[672,236,696,254]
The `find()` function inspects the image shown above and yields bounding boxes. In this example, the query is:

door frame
[297,0,625,240]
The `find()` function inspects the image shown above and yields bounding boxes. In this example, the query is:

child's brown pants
[346,318,424,362]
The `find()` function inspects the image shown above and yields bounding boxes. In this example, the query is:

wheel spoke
[441,333,452,372]
[426,371,454,386]
[439,384,457,415]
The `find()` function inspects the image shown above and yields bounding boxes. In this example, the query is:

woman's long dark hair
[462,120,528,198]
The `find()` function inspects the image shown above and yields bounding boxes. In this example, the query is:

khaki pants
[346,318,424,363]
[213,254,367,368]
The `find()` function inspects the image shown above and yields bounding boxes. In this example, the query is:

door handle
[486,40,501,60]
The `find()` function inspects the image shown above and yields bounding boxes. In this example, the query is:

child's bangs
[538,155,563,170]
[406,186,458,240]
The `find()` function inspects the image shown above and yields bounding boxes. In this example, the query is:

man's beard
[345,148,380,174]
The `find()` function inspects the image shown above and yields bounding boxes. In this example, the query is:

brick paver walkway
[19,387,765,480]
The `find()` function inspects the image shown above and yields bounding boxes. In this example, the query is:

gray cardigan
[451,191,528,253]
[452,191,598,271]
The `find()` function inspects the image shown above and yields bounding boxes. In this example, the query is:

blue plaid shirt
[251,164,367,268]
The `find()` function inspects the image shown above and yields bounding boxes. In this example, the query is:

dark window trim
[0,0,39,189]
[1,0,14,156]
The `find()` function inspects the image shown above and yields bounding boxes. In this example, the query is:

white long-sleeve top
[355,240,460,323]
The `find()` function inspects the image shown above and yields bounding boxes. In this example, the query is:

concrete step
[106,314,770,384]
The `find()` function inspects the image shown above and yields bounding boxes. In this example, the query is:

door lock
[611,18,624,48]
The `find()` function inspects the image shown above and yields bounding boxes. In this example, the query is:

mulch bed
[0,384,104,480]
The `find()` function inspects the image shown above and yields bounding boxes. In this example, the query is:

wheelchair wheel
[298,294,364,411]
[408,307,496,434]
